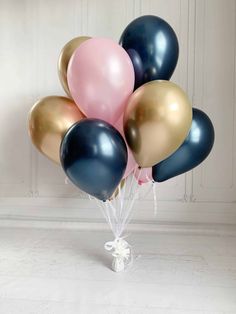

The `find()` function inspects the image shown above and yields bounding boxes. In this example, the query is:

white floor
[0,226,236,314]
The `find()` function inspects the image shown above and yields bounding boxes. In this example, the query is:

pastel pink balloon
[134,167,153,185]
[115,115,136,178]
[67,38,135,124]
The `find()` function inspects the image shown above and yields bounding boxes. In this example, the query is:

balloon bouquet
[28,16,215,272]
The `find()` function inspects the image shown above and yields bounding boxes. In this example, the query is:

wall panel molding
[0,0,235,225]
[192,0,236,202]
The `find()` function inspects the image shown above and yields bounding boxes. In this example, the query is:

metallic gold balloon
[124,80,192,167]
[58,36,91,97]
[28,96,85,164]
[110,178,125,200]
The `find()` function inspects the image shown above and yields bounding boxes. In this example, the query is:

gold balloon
[58,36,91,97]
[124,80,192,167]
[109,178,125,200]
[28,96,85,164]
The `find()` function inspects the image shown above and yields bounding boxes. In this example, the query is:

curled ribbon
[104,237,132,272]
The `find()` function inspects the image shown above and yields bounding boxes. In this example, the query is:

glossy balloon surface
[120,15,179,89]
[28,96,85,163]
[124,80,192,167]
[115,115,136,178]
[152,108,215,182]
[58,36,91,97]
[67,38,134,124]
[60,119,128,200]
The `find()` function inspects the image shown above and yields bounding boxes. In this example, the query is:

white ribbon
[104,237,132,272]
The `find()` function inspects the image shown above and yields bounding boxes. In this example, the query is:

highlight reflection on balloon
[152,108,215,182]
[60,119,128,201]
[120,15,179,89]
[124,80,192,167]
[67,38,135,125]
[28,96,85,164]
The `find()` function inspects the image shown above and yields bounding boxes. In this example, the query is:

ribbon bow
[105,237,131,260]
[104,237,132,271]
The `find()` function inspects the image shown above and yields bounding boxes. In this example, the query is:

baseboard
[1,197,236,225]
[0,197,236,235]
[0,217,235,237]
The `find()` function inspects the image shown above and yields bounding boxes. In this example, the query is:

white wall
[0,0,235,225]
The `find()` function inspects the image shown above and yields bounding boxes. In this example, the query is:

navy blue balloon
[152,108,215,182]
[126,49,144,90]
[120,15,179,89]
[60,119,127,201]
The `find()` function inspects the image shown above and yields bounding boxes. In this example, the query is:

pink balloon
[67,38,135,124]
[134,167,153,185]
[115,115,136,178]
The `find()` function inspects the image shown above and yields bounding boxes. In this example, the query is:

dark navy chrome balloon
[60,119,128,200]
[126,49,144,90]
[152,108,215,182]
[120,15,179,89]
